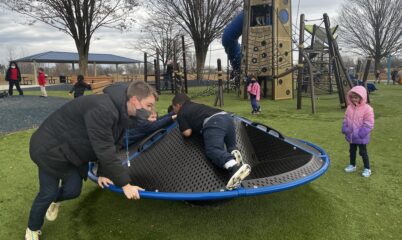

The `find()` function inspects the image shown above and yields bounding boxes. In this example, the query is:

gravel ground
[0,95,69,134]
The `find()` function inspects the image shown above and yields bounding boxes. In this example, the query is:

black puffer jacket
[30,84,136,187]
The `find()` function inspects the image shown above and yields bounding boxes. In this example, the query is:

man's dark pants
[28,167,82,231]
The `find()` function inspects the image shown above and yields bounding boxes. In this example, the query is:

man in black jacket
[25,81,157,240]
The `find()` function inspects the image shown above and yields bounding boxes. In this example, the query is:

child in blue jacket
[123,109,176,147]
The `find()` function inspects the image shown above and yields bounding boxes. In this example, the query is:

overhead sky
[0,0,343,67]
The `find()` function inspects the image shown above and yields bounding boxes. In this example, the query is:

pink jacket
[342,86,374,144]
[247,81,260,101]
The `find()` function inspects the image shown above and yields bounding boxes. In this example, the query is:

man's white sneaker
[226,164,251,190]
[25,228,41,240]
[362,168,372,177]
[45,202,60,221]
[344,165,356,173]
[231,150,243,165]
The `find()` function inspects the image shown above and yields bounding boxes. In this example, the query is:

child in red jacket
[38,68,47,97]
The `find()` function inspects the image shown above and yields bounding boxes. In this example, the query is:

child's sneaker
[344,165,356,173]
[231,149,243,165]
[362,168,371,177]
[226,164,251,190]
[25,228,41,240]
[45,202,61,221]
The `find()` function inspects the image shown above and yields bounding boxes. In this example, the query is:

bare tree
[6,45,17,62]
[338,0,402,71]
[0,0,139,75]
[148,0,242,80]
[132,17,187,71]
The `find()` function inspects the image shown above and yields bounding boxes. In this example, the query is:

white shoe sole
[226,164,251,190]
[362,170,372,177]
[344,166,356,173]
[231,150,243,165]
[45,202,60,221]
[25,228,41,240]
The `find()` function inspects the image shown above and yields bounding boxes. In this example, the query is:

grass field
[1,84,401,240]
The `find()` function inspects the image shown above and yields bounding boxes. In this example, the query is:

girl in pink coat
[247,74,261,114]
[342,86,374,177]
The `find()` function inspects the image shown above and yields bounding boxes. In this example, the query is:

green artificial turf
[1,84,401,239]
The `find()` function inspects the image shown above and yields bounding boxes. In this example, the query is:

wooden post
[214,59,224,107]
[155,49,161,94]
[181,35,188,94]
[33,61,38,85]
[227,57,230,93]
[297,14,305,110]
[302,52,316,114]
[116,64,119,82]
[173,41,177,93]
[94,62,97,76]
[144,52,148,82]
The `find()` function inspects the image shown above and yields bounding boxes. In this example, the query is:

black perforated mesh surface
[119,120,325,192]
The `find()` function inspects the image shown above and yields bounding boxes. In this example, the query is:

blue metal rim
[88,116,330,201]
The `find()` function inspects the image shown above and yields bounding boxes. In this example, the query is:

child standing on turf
[342,86,374,177]
[247,74,261,114]
[172,93,251,190]
[38,68,47,98]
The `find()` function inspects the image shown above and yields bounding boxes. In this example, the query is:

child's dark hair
[39,67,44,72]
[172,93,190,105]
[77,75,84,82]
[249,74,257,79]
[167,105,174,113]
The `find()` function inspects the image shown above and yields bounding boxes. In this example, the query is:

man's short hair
[127,81,158,101]
[172,93,190,105]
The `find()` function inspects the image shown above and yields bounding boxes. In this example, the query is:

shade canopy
[14,51,142,65]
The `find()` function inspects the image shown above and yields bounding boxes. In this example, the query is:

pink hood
[342,86,374,144]
[346,85,368,106]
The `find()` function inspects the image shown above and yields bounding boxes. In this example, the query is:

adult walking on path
[5,61,23,96]
[375,70,381,84]
[25,81,157,240]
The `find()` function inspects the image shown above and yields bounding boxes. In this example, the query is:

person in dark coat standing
[69,74,91,98]
[163,60,174,90]
[5,61,23,96]
[25,81,157,240]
